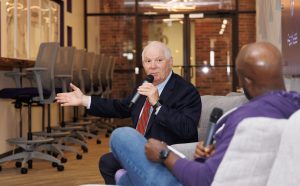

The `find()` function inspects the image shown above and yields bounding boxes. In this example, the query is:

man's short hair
[142,41,172,61]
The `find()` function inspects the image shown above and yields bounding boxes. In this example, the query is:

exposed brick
[98,0,256,97]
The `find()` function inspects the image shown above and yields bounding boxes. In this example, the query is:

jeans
[110,127,182,186]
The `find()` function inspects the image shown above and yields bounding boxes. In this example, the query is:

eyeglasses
[143,57,166,65]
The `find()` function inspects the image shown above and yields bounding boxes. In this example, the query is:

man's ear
[244,77,252,85]
[168,57,173,68]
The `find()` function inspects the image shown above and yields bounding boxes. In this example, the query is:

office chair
[34,46,83,162]
[0,42,64,174]
[53,49,91,152]
[62,52,102,144]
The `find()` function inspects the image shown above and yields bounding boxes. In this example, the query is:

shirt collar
[156,71,172,95]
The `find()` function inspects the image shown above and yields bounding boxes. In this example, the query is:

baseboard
[0,147,23,159]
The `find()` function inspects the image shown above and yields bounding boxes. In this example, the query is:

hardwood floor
[0,130,110,186]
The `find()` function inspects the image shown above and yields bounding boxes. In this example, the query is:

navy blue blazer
[88,73,202,145]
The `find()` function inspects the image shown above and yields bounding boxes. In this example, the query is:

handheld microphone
[196,107,223,162]
[129,74,154,108]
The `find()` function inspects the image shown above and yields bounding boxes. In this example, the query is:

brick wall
[99,16,136,99]
[239,14,256,50]
[98,0,256,97]
[195,0,256,95]
[195,18,233,95]
[239,0,256,11]
[239,0,256,49]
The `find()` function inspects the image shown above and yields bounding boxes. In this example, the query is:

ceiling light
[189,13,204,19]
[170,14,184,19]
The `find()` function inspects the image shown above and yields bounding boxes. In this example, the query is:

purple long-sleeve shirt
[172,91,300,186]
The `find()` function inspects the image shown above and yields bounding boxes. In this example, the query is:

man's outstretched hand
[55,83,89,107]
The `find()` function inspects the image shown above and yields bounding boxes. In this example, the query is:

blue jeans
[110,127,182,186]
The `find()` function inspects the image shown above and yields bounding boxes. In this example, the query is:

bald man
[56,41,201,184]
[109,42,300,186]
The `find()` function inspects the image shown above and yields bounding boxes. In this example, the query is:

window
[1,0,61,59]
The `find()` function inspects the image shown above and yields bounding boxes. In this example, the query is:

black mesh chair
[0,42,64,174]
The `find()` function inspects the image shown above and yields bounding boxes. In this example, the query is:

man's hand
[145,138,181,172]
[193,141,215,159]
[137,82,159,106]
[145,138,167,163]
[55,83,89,107]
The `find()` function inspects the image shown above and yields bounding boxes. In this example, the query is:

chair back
[100,55,110,95]
[92,54,103,95]
[107,56,116,91]
[54,46,76,92]
[31,42,60,103]
[103,56,116,96]
[82,52,95,94]
[72,49,86,91]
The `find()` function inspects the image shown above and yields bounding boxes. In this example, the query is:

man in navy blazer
[56,41,202,184]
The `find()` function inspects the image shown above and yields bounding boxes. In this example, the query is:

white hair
[141,41,172,61]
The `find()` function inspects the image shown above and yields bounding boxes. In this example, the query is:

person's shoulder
[229,91,300,119]
[172,73,197,89]
[252,91,300,106]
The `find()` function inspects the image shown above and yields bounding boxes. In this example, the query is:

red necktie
[136,99,151,135]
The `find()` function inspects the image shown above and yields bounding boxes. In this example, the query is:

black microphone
[196,107,223,162]
[129,74,154,108]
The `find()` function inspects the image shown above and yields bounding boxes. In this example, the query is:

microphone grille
[146,74,154,83]
[210,107,223,123]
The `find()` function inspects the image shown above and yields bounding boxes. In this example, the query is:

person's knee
[110,127,136,148]
[99,153,111,172]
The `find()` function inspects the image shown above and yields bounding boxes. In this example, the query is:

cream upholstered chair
[171,93,248,160]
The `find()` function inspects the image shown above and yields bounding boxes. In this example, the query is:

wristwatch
[153,100,162,110]
[159,148,171,162]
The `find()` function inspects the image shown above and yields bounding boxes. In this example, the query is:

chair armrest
[55,74,73,92]
[55,74,72,78]
[4,71,27,88]
[170,142,197,160]
[25,67,47,71]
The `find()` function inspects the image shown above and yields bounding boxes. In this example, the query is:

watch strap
[153,100,162,110]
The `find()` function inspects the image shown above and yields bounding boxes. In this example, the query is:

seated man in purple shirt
[109,42,300,186]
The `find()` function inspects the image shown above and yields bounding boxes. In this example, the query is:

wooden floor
[0,130,110,186]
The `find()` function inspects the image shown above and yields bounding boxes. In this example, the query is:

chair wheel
[21,168,28,174]
[52,152,59,158]
[76,154,82,160]
[97,139,101,144]
[15,162,22,168]
[0,166,2,171]
[88,136,92,139]
[61,157,67,163]
[57,165,64,171]
[105,133,110,138]
[52,162,58,167]
[28,160,32,169]
[81,146,88,153]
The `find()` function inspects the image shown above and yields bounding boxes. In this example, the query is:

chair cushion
[0,87,50,99]
[171,142,198,160]
[266,109,300,186]
[198,94,248,141]
[212,117,287,186]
